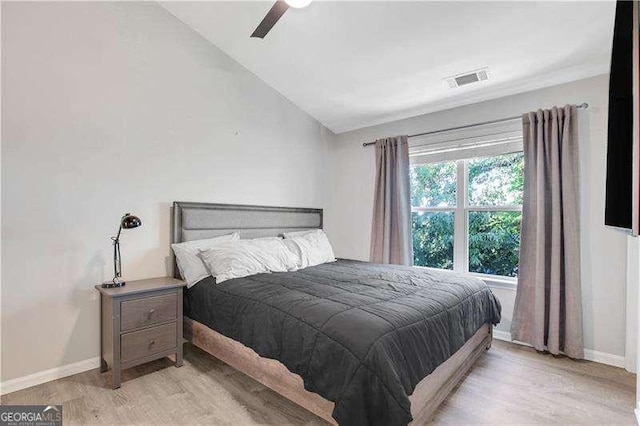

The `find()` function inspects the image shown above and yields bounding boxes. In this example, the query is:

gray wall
[1,2,333,381]
[327,74,629,358]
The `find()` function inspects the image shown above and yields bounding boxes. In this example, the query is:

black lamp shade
[121,214,142,229]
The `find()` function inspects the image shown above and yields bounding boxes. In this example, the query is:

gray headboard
[171,202,323,278]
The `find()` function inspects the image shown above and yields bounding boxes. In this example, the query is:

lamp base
[102,279,126,288]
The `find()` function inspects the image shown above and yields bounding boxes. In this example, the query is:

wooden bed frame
[172,202,493,424]
[184,318,491,425]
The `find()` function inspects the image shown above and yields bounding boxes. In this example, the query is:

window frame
[410,154,522,285]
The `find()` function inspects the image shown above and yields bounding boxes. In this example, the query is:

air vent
[445,68,490,88]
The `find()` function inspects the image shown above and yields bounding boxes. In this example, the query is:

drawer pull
[121,323,177,363]
[121,293,177,332]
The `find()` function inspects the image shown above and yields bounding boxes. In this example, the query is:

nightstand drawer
[121,293,177,331]
[121,322,177,363]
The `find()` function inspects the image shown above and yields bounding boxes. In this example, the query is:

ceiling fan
[251,0,312,39]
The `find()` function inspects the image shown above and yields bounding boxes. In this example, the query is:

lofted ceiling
[160,1,616,133]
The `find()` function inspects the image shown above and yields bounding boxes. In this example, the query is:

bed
[173,202,501,425]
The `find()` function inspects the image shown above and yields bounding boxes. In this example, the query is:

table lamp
[102,213,142,288]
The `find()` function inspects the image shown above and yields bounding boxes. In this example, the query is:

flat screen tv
[605,0,639,233]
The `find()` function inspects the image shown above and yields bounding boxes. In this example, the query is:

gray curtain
[511,105,583,359]
[370,135,413,265]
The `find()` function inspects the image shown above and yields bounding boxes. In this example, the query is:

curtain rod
[362,102,589,147]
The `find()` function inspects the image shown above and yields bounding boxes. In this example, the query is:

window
[410,151,523,279]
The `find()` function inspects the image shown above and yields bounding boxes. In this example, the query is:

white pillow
[171,233,239,288]
[283,229,317,238]
[243,238,299,272]
[284,229,336,269]
[199,239,299,284]
[283,239,303,268]
[199,241,268,284]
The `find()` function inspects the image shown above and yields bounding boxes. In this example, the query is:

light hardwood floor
[1,340,636,425]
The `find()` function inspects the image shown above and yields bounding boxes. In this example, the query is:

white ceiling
[160,1,616,133]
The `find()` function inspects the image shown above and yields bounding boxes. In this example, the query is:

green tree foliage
[468,153,524,206]
[468,211,521,277]
[412,212,454,270]
[411,153,524,277]
[410,161,457,207]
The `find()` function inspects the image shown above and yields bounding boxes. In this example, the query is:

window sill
[476,275,518,291]
[417,266,518,291]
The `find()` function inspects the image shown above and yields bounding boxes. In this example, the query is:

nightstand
[95,277,186,389]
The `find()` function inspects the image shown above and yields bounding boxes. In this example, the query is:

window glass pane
[410,161,457,208]
[468,152,524,206]
[468,211,521,277]
[412,211,454,270]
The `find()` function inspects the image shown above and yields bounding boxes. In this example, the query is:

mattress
[185,259,501,426]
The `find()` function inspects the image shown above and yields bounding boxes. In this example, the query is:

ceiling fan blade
[251,1,289,38]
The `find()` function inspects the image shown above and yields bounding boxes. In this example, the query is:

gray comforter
[185,259,501,426]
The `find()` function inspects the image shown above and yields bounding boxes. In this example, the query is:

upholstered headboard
[171,202,323,278]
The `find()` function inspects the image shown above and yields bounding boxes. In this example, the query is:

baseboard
[583,349,626,369]
[492,329,626,369]
[492,329,513,342]
[0,356,100,396]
